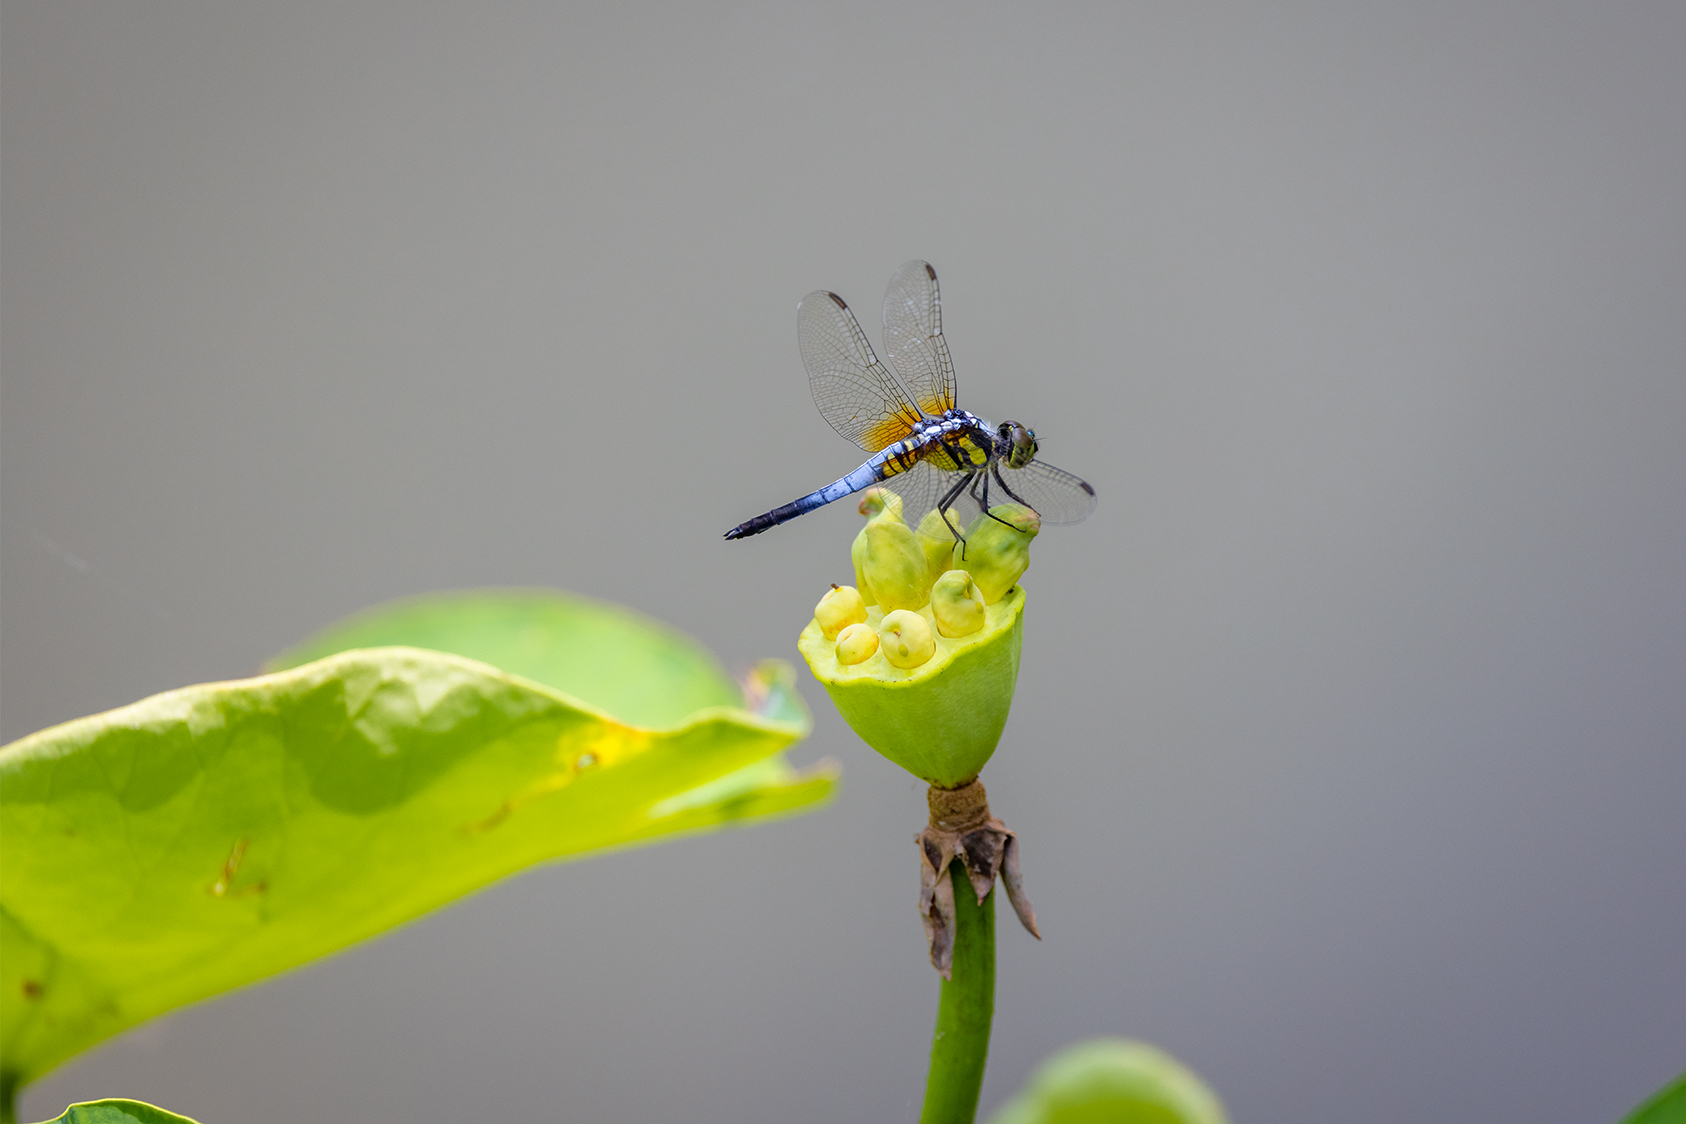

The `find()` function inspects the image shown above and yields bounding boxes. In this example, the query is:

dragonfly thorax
[906,409,1000,469]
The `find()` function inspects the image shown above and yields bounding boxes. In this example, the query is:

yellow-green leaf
[30,1099,199,1124]
[1,591,835,1091]
[266,588,741,729]
[1620,1070,1686,1124]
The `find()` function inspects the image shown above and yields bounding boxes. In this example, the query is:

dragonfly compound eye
[1003,422,1037,469]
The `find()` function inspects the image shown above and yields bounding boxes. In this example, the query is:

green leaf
[2,591,836,1090]
[267,588,741,729]
[1621,1070,1686,1124]
[988,1038,1228,1124]
[30,1098,200,1124]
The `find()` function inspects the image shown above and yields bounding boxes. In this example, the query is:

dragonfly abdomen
[723,459,885,540]
[722,433,947,540]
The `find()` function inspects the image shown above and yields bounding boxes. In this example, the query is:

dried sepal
[914,778,1039,977]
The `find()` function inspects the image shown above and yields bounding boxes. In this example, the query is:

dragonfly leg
[972,469,1017,531]
[934,471,976,553]
[988,463,1037,531]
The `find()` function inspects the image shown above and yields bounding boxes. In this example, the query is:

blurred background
[4,2,1683,1121]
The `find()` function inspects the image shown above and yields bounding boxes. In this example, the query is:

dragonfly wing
[799,289,924,453]
[876,457,969,533]
[991,459,1098,526]
[882,260,958,417]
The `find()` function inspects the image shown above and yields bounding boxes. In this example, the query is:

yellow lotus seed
[835,622,880,665]
[851,488,904,606]
[814,584,868,639]
[880,609,937,669]
[930,569,987,637]
[916,508,962,587]
[952,504,1041,604]
[863,519,932,611]
[850,527,876,606]
[858,487,903,522]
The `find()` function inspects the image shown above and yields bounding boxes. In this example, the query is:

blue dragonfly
[725,260,1096,543]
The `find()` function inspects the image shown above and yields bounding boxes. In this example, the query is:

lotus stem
[920,862,996,1124]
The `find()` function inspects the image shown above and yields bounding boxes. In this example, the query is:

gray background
[4,2,1683,1121]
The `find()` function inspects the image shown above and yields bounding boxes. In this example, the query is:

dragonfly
[724,260,1096,544]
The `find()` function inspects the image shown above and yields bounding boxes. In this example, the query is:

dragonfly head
[999,421,1038,469]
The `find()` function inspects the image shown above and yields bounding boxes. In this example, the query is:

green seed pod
[915,508,961,587]
[952,503,1041,605]
[814,584,868,639]
[834,622,879,665]
[988,1038,1230,1124]
[798,492,1041,788]
[798,588,1024,788]
[863,518,932,611]
[930,569,986,638]
[879,609,937,669]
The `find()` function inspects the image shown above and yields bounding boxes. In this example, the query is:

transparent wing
[798,290,924,453]
[884,455,1095,532]
[990,459,1098,526]
[879,458,967,529]
[882,260,958,417]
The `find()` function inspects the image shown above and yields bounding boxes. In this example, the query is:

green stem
[921,863,996,1124]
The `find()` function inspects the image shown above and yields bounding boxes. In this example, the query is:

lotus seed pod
[930,569,987,637]
[879,609,937,669]
[863,518,932,611]
[814,584,868,639]
[953,503,1041,604]
[798,587,1025,787]
[800,490,1027,787]
[835,622,879,665]
[915,508,961,586]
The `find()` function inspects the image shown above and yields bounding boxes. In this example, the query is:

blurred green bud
[988,1038,1229,1124]
[863,518,932,612]
[814,584,868,639]
[880,608,937,669]
[953,504,1041,605]
[835,621,879,665]
[930,569,987,638]
[915,508,962,587]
